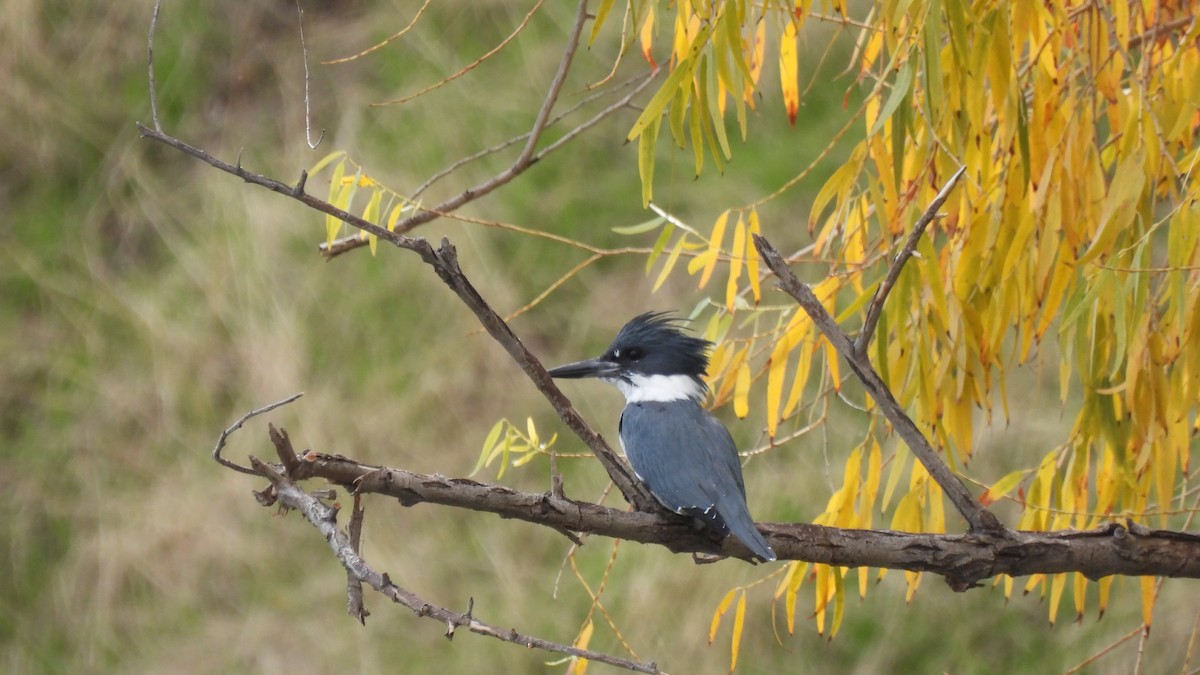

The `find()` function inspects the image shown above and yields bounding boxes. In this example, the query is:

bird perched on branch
[548,312,775,562]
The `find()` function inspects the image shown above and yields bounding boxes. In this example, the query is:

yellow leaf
[726,216,746,312]
[637,117,660,207]
[746,210,761,303]
[1073,572,1087,623]
[766,339,789,438]
[709,588,737,644]
[978,469,1028,506]
[566,619,594,675]
[628,23,712,142]
[653,236,685,291]
[699,210,730,288]
[363,188,382,256]
[587,0,615,46]
[869,62,913,136]
[730,591,746,671]
[733,359,751,418]
[1075,147,1146,266]
[830,567,846,638]
[308,150,346,176]
[639,6,656,66]
[325,159,346,246]
[471,419,506,476]
[386,203,403,232]
[1140,576,1156,627]
[779,19,799,125]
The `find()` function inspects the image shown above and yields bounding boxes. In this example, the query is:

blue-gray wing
[619,401,775,561]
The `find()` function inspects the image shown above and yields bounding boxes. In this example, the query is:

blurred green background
[3,1,1195,673]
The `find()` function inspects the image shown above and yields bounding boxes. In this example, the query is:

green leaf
[870,62,914,136]
[627,23,712,142]
[472,419,507,476]
[611,215,667,235]
[638,117,660,207]
[587,0,616,46]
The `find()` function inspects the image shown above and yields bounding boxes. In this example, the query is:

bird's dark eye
[625,347,644,361]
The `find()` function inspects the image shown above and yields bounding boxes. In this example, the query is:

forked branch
[854,165,966,359]
[752,234,1003,534]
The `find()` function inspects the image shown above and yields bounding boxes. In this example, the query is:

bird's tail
[726,516,776,562]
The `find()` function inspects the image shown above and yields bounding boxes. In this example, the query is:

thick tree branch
[139,123,655,510]
[854,165,965,359]
[752,234,1003,534]
[254,428,658,674]
[262,432,1200,587]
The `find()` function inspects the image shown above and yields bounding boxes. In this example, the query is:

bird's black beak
[547,356,620,379]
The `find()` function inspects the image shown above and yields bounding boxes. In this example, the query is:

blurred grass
[1,1,1193,673]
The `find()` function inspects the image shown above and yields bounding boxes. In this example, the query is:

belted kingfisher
[548,312,776,562]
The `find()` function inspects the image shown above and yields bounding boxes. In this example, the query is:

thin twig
[259,431,659,673]
[409,73,647,201]
[146,0,162,132]
[853,165,966,359]
[212,393,305,475]
[295,0,324,149]
[371,0,546,108]
[321,0,433,65]
[752,234,1002,536]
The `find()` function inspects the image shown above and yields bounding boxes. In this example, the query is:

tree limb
[752,234,1003,534]
[262,430,1200,587]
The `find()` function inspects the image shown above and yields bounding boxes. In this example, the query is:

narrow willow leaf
[653,237,685,291]
[766,339,789,438]
[699,210,730,288]
[471,419,506,476]
[733,359,751,418]
[638,117,661,206]
[978,469,1028,506]
[869,62,914,136]
[709,588,738,644]
[587,0,616,46]
[386,203,404,232]
[779,19,799,125]
[726,216,746,312]
[567,619,594,675]
[730,591,746,671]
[627,24,712,141]
[1076,147,1146,266]
[309,150,346,176]
[363,188,382,256]
[326,159,346,246]
[646,222,674,274]
[612,215,666,235]
[745,210,761,302]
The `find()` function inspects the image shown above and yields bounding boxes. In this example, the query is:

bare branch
[146,0,162,132]
[854,165,966,359]
[257,430,660,674]
[752,234,1003,534]
[370,0,547,107]
[212,392,304,475]
[294,0,324,149]
[264,438,1200,585]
